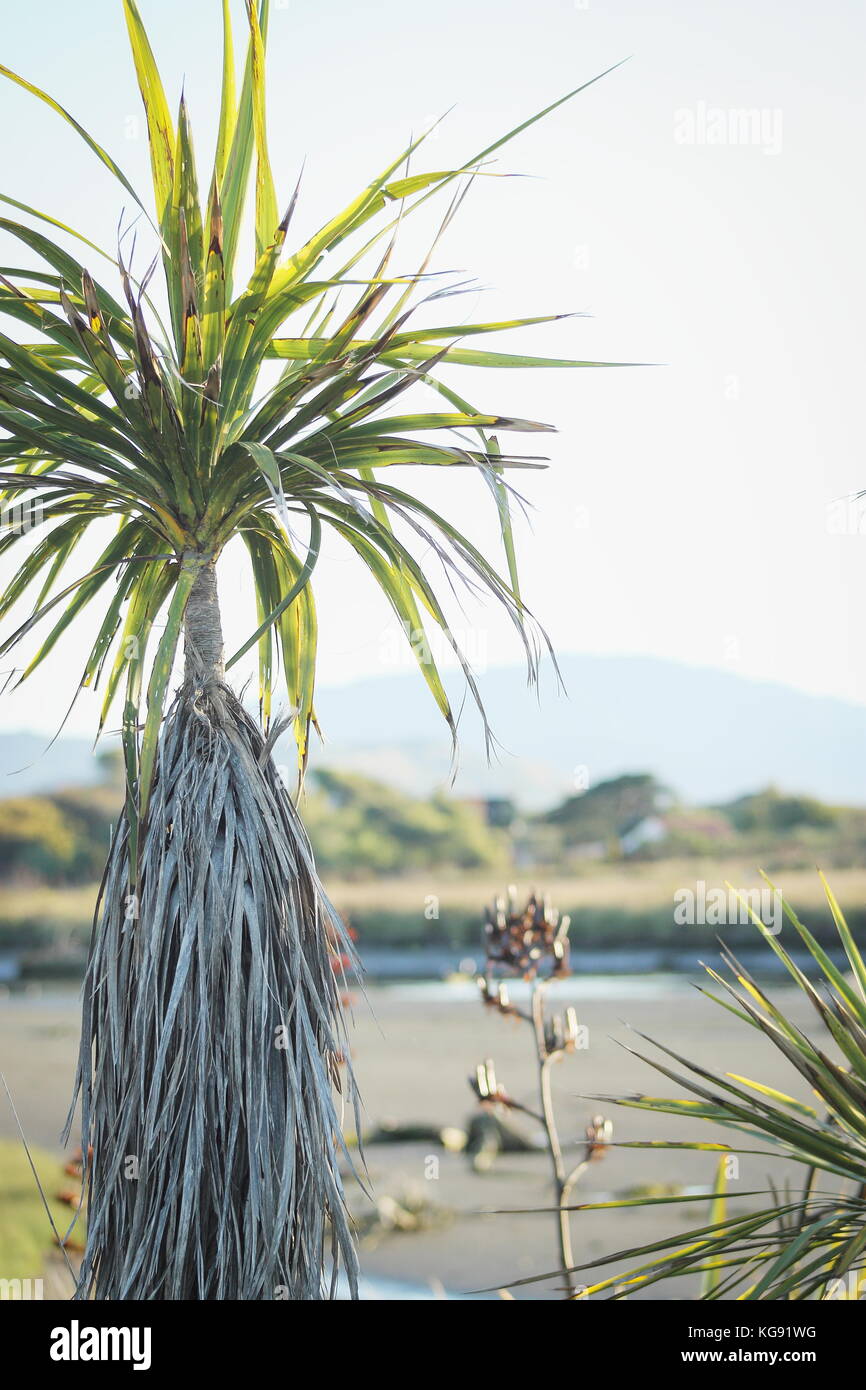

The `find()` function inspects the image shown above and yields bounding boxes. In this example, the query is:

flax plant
[473,889,612,1294]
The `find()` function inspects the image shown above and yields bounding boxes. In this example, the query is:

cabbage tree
[0,0,621,1298]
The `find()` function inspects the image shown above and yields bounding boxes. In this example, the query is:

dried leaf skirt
[66,683,360,1299]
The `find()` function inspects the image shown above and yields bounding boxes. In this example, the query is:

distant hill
[0,731,101,796]
[307,655,866,809]
[1,654,865,809]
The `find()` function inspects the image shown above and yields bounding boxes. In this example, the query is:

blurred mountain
[306,654,866,810]
[0,731,101,796]
[1,655,865,809]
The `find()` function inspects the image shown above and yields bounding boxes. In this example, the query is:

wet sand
[0,975,818,1299]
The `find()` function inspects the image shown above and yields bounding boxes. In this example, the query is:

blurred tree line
[0,758,508,886]
[0,758,863,888]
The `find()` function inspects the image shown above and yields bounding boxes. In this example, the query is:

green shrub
[0,799,77,879]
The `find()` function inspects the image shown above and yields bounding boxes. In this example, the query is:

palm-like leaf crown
[0,0,622,823]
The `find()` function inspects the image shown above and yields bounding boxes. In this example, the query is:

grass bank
[0,1139,82,1284]
[2,862,864,961]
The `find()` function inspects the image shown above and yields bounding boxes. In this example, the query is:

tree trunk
[183,560,224,685]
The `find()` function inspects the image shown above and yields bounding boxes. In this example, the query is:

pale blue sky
[1,0,865,738]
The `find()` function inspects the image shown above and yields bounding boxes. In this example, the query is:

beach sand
[0,975,818,1300]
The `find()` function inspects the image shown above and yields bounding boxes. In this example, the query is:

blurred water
[374,973,694,1003]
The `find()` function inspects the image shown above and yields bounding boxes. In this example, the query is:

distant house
[619,814,669,856]
[543,773,672,859]
[538,774,738,864]
[619,808,733,857]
